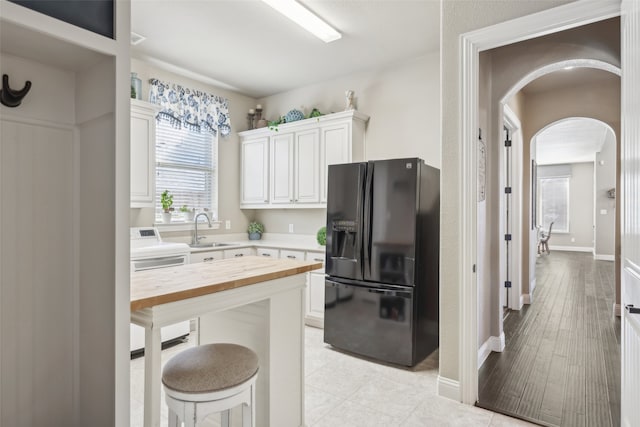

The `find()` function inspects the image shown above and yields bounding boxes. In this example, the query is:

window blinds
[155,120,217,220]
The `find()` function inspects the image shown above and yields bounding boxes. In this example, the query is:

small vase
[162,212,172,223]
[131,72,142,100]
[248,232,262,241]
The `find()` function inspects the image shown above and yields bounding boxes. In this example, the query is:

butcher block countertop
[131,256,322,311]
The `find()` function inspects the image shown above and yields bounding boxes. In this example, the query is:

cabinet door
[295,129,320,203]
[131,102,156,207]
[223,247,256,259]
[270,133,294,204]
[190,250,224,263]
[306,272,326,328]
[320,123,351,203]
[256,247,279,258]
[241,137,269,205]
[280,249,306,260]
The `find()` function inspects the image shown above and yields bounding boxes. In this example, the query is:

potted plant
[180,205,195,221]
[317,226,327,246]
[161,190,174,223]
[247,221,265,240]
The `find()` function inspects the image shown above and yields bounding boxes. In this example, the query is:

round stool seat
[162,343,259,394]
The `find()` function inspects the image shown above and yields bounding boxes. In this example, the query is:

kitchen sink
[188,242,232,248]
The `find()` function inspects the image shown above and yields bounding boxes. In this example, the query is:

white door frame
[458,0,621,405]
[501,104,523,311]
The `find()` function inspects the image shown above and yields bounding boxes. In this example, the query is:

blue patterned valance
[149,78,231,137]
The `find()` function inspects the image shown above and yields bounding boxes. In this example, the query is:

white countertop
[164,233,327,254]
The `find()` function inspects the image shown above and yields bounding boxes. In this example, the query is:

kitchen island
[131,256,322,427]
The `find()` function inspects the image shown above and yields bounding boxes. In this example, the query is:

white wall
[255,52,440,234]
[538,162,594,248]
[259,52,440,167]
[130,57,257,237]
[595,128,616,258]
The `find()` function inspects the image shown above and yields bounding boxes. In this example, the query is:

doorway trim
[458,0,621,405]
[501,104,523,310]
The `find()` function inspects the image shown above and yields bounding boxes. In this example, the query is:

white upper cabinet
[270,133,295,204]
[241,136,269,205]
[320,123,351,203]
[295,129,320,203]
[130,100,157,208]
[239,110,369,209]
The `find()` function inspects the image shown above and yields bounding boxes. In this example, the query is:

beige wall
[129,57,257,237]
[477,51,495,348]
[440,0,574,385]
[255,51,440,234]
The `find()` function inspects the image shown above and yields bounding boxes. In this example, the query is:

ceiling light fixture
[261,0,342,43]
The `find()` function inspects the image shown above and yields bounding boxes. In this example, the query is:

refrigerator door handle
[363,163,374,279]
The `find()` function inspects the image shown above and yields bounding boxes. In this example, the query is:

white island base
[131,257,318,427]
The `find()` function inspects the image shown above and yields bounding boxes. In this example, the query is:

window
[155,120,217,221]
[538,176,569,233]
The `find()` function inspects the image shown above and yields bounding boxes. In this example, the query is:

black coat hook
[1,74,32,108]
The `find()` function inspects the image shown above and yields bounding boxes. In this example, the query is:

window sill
[153,221,222,233]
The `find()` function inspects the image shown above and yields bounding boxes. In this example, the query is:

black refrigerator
[324,158,439,367]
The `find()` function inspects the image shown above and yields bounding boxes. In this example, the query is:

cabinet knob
[203,257,214,262]
[235,253,244,257]
[262,253,271,257]
[287,255,296,259]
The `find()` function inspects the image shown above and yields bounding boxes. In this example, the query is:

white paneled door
[621,0,640,426]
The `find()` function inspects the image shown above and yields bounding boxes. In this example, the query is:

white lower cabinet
[223,247,256,259]
[190,250,224,263]
[280,249,306,260]
[256,247,279,258]
[305,251,326,328]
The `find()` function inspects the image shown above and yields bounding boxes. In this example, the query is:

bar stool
[162,343,259,427]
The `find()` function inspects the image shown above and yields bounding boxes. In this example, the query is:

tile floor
[130,326,536,426]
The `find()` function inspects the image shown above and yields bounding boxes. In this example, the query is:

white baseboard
[548,245,593,252]
[614,302,621,317]
[594,254,615,261]
[478,333,505,368]
[437,375,460,401]
[522,294,532,305]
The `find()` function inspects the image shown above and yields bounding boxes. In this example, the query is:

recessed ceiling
[536,118,611,165]
[131,0,440,98]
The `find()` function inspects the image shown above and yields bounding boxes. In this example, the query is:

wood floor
[478,251,620,427]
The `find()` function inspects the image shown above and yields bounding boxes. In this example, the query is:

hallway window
[538,176,569,232]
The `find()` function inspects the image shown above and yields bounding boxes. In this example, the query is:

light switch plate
[600,209,607,215]
[225,220,231,229]
[288,223,294,233]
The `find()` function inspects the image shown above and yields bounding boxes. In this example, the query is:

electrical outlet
[288,223,294,233]
[225,220,231,229]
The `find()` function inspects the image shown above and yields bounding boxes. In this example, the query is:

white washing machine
[130,227,191,354]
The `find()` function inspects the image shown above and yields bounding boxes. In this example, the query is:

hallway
[478,252,620,427]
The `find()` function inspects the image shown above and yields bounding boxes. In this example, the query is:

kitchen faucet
[192,212,212,245]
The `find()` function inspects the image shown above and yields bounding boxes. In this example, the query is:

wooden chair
[537,222,554,255]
